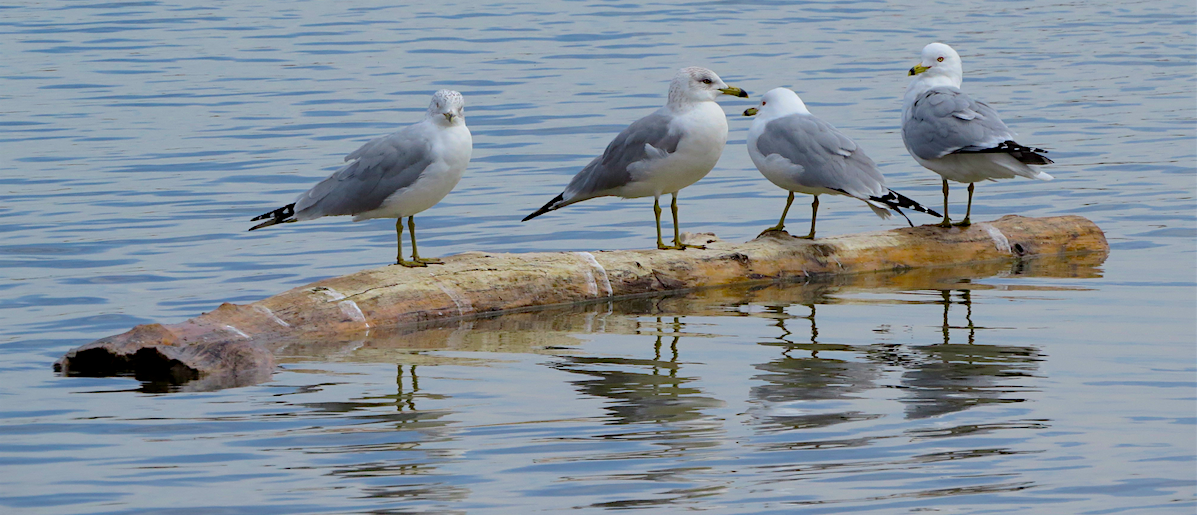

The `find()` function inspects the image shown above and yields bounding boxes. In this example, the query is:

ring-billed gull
[903,42,1053,227]
[521,67,748,250]
[744,87,940,239]
[249,89,472,267]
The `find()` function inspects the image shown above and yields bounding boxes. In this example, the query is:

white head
[742,87,810,119]
[666,66,748,106]
[908,42,963,87]
[427,89,466,126]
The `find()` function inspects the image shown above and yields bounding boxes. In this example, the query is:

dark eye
[937,56,944,62]
[701,78,713,84]
[761,101,767,105]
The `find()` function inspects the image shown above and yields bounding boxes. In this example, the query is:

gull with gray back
[522,67,748,250]
[249,90,472,267]
[745,87,939,239]
[903,42,1053,227]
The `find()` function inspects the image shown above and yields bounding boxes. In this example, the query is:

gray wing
[755,114,887,198]
[562,109,682,201]
[293,125,434,218]
[902,86,1015,160]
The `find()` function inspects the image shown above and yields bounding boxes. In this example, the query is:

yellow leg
[938,179,953,228]
[393,219,423,267]
[654,196,667,250]
[408,216,443,265]
[952,183,974,227]
[664,193,705,250]
[759,191,794,236]
[797,195,818,239]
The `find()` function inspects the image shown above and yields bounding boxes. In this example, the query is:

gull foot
[757,226,786,238]
[659,243,706,251]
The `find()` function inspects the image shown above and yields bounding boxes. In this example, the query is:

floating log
[55,215,1108,389]
[280,249,1108,366]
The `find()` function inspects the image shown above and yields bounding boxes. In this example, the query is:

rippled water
[2,0,1194,513]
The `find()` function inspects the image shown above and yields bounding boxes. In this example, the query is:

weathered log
[282,249,1109,368]
[55,215,1108,388]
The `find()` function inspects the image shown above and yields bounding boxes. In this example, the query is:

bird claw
[393,259,428,268]
[657,242,705,251]
[757,226,786,238]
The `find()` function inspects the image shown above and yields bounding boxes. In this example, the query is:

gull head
[743,87,810,118]
[668,67,748,106]
[908,43,963,86]
[428,89,466,126]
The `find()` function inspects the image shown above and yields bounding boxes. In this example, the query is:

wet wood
[55,215,1108,389]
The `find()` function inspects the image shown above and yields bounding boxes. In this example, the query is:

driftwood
[55,215,1108,389]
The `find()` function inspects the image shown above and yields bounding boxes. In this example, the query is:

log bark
[55,215,1108,389]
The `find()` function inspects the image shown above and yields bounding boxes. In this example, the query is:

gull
[744,87,939,239]
[249,90,472,267]
[521,67,748,250]
[903,42,1053,227]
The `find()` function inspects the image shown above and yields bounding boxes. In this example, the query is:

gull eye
[937,56,944,62]
[761,101,767,105]
[701,78,713,84]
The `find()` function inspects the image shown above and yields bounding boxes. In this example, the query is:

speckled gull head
[908,42,963,88]
[427,89,466,125]
[667,66,749,106]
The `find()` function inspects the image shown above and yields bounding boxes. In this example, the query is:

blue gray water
[1,0,1194,513]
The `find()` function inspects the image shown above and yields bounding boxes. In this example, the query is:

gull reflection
[276,363,470,503]
[549,316,724,426]
[748,304,883,431]
[900,289,1043,420]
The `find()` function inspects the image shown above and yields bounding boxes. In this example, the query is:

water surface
[1,0,1193,513]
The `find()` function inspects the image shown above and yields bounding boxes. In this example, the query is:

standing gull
[744,87,939,239]
[249,89,472,267]
[902,42,1053,227]
[522,67,748,250]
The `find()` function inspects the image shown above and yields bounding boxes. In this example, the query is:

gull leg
[409,216,443,265]
[938,179,953,228]
[668,193,705,250]
[953,183,973,227]
[654,196,668,250]
[798,195,818,239]
[393,219,423,267]
[758,191,794,236]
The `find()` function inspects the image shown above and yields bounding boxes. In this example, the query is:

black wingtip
[248,203,296,231]
[522,193,564,222]
[871,190,941,219]
[955,140,1054,166]
[248,219,277,231]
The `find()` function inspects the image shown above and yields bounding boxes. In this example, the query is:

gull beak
[743,107,759,116]
[718,86,749,98]
[908,64,930,76]
[443,112,454,122]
